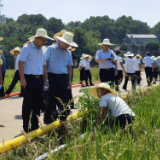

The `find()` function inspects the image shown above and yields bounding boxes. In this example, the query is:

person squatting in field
[89,83,135,129]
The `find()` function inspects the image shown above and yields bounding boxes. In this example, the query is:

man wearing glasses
[19,28,54,133]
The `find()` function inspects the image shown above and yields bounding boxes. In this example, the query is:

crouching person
[89,83,135,129]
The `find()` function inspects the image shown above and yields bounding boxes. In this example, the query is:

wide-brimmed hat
[89,83,117,99]
[10,47,21,54]
[134,54,142,59]
[54,30,74,41]
[23,38,34,46]
[68,46,76,52]
[0,50,3,54]
[98,38,114,46]
[80,53,88,59]
[157,56,160,60]
[0,37,3,41]
[85,54,92,60]
[124,52,134,57]
[56,32,78,47]
[28,28,54,41]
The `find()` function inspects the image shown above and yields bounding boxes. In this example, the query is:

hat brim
[134,55,142,59]
[56,36,78,47]
[28,35,54,41]
[54,31,74,41]
[124,54,134,57]
[89,86,117,99]
[85,55,92,59]
[0,50,3,54]
[0,37,3,41]
[10,49,21,55]
[98,43,114,46]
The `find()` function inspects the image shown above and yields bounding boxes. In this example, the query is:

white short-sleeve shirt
[85,59,91,70]
[100,93,135,117]
[116,55,123,70]
[15,54,20,70]
[19,42,46,75]
[143,56,154,67]
[79,59,86,68]
[125,58,135,73]
[134,58,141,71]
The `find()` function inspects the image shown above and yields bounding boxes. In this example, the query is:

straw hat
[54,30,74,41]
[124,52,134,57]
[0,37,3,41]
[28,28,54,41]
[10,47,21,54]
[68,46,76,52]
[89,83,117,99]
[0,50,3,54]
[80,53,89,59]
[98,38,114,46]
[56,32,78,47]
[85,54,92,60]
[23,38,34,46]
[134,54,142,59]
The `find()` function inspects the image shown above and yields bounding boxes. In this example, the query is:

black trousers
[135,71,141,85]
[0,73,5,97]
[67,88,74,108]
[115,70,123,86]
[80,67,86,81]
[123,73,136,90]
[145,67,152,85]
[85,70,93,85]
[152,68,157,79]
[100,68,115,84]
[22,75,44,133]
[5,70,24,96]
[45,73,69,123]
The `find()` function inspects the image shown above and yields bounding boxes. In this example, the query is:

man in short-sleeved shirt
[156,57,160,80]
[95,38,117,84]
[44,32,77,124]
[19,28,53,133]
[143,52,154,86]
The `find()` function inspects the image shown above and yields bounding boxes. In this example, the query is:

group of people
[0,30,159,131]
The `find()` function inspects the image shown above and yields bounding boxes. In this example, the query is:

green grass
[1,86,160,159]
[3,68,100,93]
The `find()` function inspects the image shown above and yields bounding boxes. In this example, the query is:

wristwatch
[45,80,49,82]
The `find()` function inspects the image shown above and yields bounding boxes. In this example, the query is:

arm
[67,66,72,89]
[96,59,108,63]
[139,64,141,72]
[152,63,154,72]
[43,64,49,86]
[19,61,26,87]
[79,65,84,71]
[114,59,118,75]
[74,61,78,67]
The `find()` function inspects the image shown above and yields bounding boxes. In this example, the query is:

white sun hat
[54,30,74,41]
[0,37,3,41]
[157,56,160,60]
[56,32,78,47]
[80,53,89,59]
[28,28,54,41]
[89,83,117,98]
[124,52,134,57]
[98,38,114,46]
[10,47,21,54]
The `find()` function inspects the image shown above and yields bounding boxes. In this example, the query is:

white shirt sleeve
[100,96,107,107]
[125,58,128,72]
[143,58,145,64]
[119,57,123,63]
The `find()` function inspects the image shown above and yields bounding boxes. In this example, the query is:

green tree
[145,41,160,51]
[130,42,138,52]
[140,45,145,51]
[120,43,128,51]
[152,22,160,35]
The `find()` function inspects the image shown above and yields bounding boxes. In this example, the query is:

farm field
[1,84,160,159]
[3,68,100,93]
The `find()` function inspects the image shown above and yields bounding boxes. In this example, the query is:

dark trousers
[68,88,74,108]
[135,71,141,85]
[115,70,123,85]
[85,70,93,85]
[45,73,69,123]
[5,70,24,96]
[100,68,115,84]
[145,67,152,85]
[0,73,5,97]
[22,75,44,133]
[80,67,86,81]
[123,73,136,90]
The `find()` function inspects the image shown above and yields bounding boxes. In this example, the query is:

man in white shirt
[5,47,24,96]
[85,55,94,86]
[19,28,53,133]
[143,52,154,86]
[134,54,141,85]
[115,51,125,91]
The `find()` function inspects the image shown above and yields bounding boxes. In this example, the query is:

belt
[49,73,67,77]
[25,74,43,78]
[100,68,113,70]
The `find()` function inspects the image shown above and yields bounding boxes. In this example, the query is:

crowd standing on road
[0,29,159,131]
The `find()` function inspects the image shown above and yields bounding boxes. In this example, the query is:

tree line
[0,14,160,68]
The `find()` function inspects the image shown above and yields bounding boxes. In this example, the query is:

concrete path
[0,72,156,142]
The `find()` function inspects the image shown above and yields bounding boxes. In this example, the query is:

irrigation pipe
[0,83,159,154]
[35,134,86,160]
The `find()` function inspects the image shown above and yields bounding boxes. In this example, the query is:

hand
[20,78,27,88]
[152,68,154,72]
[44,81,49,89]
[68,80,72,89]
[105,58,108,61]
[115,70,118,76]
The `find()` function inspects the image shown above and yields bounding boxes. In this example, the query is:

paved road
[0,72,154,141]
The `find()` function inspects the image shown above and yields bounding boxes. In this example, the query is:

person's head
[97,88,111,98]
[116,51,121,56]
[34,37,48,49]
[59,41,70,50]
[102,44,110,52]
[128,56,132,59]
[13,51,20,56]
[146,52,150,56]
[85,56,89,60]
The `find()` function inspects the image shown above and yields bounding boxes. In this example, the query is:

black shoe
[81,85,86,88]
[90,83,95,86]
[122,87,126,90]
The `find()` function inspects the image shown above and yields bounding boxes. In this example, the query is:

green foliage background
[0,14,160,68]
